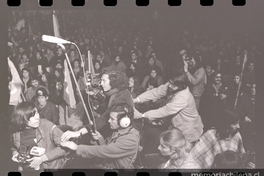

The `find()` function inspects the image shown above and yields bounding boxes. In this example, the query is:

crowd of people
[7,10,259,172]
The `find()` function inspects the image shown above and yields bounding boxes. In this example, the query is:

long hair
[212,150,244,169]
[160,128,193,167]
[102,67,128,90]
[10,102,36,131]
[215,108,240,140]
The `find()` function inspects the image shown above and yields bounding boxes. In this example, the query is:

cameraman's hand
[61,130,81,142]
[27,157,42,169]
[133,97,140,104]
[11,152,19,163]
[91,131,102,141]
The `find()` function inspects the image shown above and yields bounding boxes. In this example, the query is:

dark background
[0,0,264,172]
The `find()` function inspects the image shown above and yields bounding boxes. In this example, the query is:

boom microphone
[42,35,72,44]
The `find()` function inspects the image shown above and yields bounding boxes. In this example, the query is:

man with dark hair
[60,103,140,169]
[34,87,59,125]
[190,108,245,169]
[183,54,207,110]
[134,73,204,154]
[25,76,47,102]
[61,67,135,141]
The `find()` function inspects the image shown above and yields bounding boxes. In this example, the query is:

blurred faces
[251,84,256,96]
[74,60,79,68]
[131,53,137,61]
[70,50,75,58]
[31,80,39,88]
[206,65,213,75]
[150,70,157,78]
[214,73,222,84]
[58,48,63,55]
[158,142,174,156]
[234,75,240,84]
[37,95,48,107]
[108,112,119,130]
[248,63,254,72]
[36,52,41,59]
[94,62,100,70]
[230,121,240,136]
[27,108,40,128]
[128,77,134,88]
[56,81,63,91]
[186,57,196,69]
[148,57,155,66]
[167,80,179,94]
[115,56,120,62]
[22,70,29,79]
[100,74,111,92]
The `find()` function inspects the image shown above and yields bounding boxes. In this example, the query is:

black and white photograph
[0,0,263,174]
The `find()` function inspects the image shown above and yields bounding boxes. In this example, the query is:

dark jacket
[36,101,59,125]
[85,89,134,134]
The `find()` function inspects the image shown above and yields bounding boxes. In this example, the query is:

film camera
[18,146,46,170]
[86,73,106,104]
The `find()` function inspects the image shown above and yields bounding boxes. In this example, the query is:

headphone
[118,107,131,128]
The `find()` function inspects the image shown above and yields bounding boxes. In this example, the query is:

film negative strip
[1,0,264,176]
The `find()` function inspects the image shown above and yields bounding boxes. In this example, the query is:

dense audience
[7,10,258,171]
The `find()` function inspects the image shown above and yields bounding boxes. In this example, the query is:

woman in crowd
[158,128,200,170]
[10,102,67,171]
[94,61,102,74]
[141,67,164,89]
[72,59,81,78]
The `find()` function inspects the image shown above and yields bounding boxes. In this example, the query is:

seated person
[211,150,244,169]
[190,108,246,169]
[10,102,66,171]
[60,103,140,169]
[158,128,200,170]
[33,87,59,125]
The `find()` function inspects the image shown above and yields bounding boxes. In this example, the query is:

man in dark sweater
[34,87,59,125]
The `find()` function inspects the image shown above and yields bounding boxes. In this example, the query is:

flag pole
[58,44,94,132]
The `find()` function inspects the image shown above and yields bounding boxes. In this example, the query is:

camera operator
[61,67,135,141]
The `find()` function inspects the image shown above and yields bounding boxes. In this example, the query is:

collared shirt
[190,129,245,169]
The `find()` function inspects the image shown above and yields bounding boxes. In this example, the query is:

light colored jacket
[138,83,203,142]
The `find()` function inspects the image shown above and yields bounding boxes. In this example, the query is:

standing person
[34,87,59,125]
[61,67,136,141]
[10,102,66,171]
[183,54,207,110]
[60,103,140,169]
[134,73,204,154]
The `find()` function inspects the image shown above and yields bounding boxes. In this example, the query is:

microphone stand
[57,44,95,133]
[234,53,248,109]
[71,43,97,132]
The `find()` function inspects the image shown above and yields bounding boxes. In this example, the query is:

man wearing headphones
[61,67,135,141]
[60,103,140,169]
[134,72,204,154]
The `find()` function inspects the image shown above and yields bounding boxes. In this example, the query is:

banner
[63,59,76,108]
[8,58,23,105]
[53,11,61,38]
